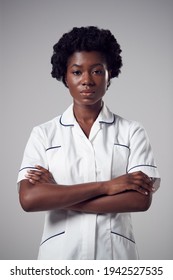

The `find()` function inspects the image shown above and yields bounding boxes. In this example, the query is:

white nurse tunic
[17,103,160,259]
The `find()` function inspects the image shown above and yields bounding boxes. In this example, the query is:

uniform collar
[59,103,115,127]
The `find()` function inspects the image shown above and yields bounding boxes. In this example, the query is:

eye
[72,70,81,76]
[92,69,104,75]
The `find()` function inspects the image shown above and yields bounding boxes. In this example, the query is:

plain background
[1,0,172,260]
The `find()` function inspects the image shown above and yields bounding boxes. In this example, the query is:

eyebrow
[70,63,104,68]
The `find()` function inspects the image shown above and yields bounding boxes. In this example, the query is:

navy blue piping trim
[99,114,115,124]
[19,166,37,172]
[128,164,157,173]
[46,145,61,151]
[59,115,74,127]
[114,143,130,150]
[111,231,136,244]
[40,231,65,246]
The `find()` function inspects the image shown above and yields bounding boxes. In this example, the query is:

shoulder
[38,115,61,130]
[104,104,146,137]
[114,113,144,133]
[33,104,74,135]
[110,111,148,145]
[30,115,62,140]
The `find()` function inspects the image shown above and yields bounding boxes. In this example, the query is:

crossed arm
[19,166,155,213]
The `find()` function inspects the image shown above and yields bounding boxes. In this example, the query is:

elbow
[19,191,34,212]
[139,193,152,212]
[19,181,35,212]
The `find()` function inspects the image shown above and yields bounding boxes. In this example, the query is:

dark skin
[19,51,155,213]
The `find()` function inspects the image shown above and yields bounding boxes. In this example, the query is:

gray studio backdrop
[1,0,172,259]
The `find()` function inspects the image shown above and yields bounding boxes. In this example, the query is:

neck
[73,101,103,124]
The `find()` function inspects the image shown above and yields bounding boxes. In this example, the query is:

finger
[28,179,35,184]
[25,173,42,181]
[36,168,54,180]
[35,165,49,173]
[25,176,37,184]
[29,172,54,184]
[142,178,155,191]
[131,172,154,190]
[141,176,155,191]
[131,171,151,181]
[131,178,154,193]
[26,170,42,177]
[136,186,149,195]
[127,184,149,195]
[28,166,56,184]
[125,175,149,195]
[131,171,147,177]
[131,171,150,181]
[27,170,43,177]
[41,174,55,183]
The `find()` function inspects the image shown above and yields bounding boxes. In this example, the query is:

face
[65,51,110,108]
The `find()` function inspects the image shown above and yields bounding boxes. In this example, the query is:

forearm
[19,179,105,212]
[67,191,153,213]
[20,170,154,213]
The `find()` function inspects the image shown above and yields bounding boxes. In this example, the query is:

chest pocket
[111,144,130,178]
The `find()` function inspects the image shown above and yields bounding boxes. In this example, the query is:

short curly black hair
[51,26,122,87]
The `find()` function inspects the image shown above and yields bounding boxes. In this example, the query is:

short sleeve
[17,126,48,190]
[127,122,160,191]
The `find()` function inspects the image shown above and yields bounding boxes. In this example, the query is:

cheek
[66,76,79,89]
[98,79,109,90]
[67,82,77,93]
[66,81,79,97]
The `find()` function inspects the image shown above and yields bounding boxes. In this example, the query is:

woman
[18,26,160,260]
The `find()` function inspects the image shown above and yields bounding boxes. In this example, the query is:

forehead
[67,51,107,67]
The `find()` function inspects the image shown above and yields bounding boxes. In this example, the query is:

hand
[25,165,56,185]
[106,171,155,196]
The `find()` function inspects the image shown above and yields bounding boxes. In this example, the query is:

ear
[108,70,112,80]
[106,80,111,90]
[64,76,69,88]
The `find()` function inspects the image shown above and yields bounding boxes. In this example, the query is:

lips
[80,89,95,96]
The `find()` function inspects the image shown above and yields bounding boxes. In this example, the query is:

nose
[81,72,94,86]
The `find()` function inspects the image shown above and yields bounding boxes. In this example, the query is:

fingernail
[145,191,148,195]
